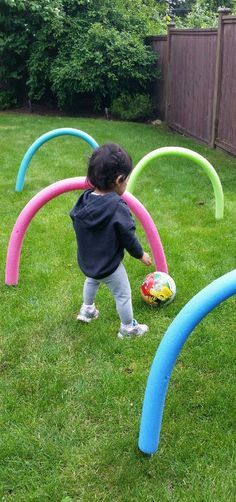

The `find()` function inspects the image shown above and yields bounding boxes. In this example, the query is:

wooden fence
[150,9,236,155]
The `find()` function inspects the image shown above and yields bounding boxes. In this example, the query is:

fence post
[211,7,231,148]
[165,21,175,123]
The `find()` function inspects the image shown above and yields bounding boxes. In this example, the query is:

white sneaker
[117,319,149,339]
[77,304,99,323]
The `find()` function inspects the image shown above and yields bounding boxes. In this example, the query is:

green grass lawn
[0,112,235,501]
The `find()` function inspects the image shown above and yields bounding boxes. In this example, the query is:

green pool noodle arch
[127,147,224,220]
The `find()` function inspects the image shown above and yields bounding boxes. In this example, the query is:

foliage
[185,2,218,28]
[200,0,235,11]
[111,93,153,121]
[0,0,64,107]
[0,89,17,109]
[163,0,236,16]
[175,1,218,27]
[0,0,162,111]
[50,21,157,110]
[158,0,236,27]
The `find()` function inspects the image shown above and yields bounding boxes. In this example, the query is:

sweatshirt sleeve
[116,201,144,259]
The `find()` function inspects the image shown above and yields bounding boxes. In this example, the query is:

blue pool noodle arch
[138,269,236,455]
[15,128,99,191]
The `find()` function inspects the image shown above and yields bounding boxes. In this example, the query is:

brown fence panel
[167,29,217,144]
[149,36,167,120]
[215,16,236,155]
[150,13,236,155]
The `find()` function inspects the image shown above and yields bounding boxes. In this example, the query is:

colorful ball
[141,271,176,306]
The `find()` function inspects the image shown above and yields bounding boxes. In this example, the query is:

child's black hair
[87,143,132,190]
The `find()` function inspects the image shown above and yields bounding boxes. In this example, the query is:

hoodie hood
[70,189,120,229]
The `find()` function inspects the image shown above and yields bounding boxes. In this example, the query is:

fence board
[167,30,217,144]
[215,17,236,155]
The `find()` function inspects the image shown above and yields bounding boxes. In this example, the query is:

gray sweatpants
[83,263,133,325]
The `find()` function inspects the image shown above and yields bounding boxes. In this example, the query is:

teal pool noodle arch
[138,269,236,455]
[127,147,224,220]
[15,128,99,191]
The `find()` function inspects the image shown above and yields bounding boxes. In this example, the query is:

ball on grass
[141,271,176,306]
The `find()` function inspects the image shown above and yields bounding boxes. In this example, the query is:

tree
[0,0,163,110]
[155,0,235,20]
[0,0,64,107]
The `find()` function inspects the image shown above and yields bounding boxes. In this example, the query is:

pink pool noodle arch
[5,177,168,286]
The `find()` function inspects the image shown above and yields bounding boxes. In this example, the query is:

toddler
[70,143,152,338]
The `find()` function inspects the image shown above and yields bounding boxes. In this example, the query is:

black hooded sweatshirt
[70,189,143,279]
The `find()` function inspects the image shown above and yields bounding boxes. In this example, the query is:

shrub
[0,0,160,111]
[0,90,17,110]
[111,93,153,121]
[50,21,157,111]
[175,2,218,28]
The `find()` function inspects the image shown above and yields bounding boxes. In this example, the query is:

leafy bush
[0,90,17,110]
[50,23,157,110]
[0,0,160,111]
[0,0,63,107]
[111,93,153,121]
[174,2,218,28]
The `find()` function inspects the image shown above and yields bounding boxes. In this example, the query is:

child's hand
[140,252,152,266]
